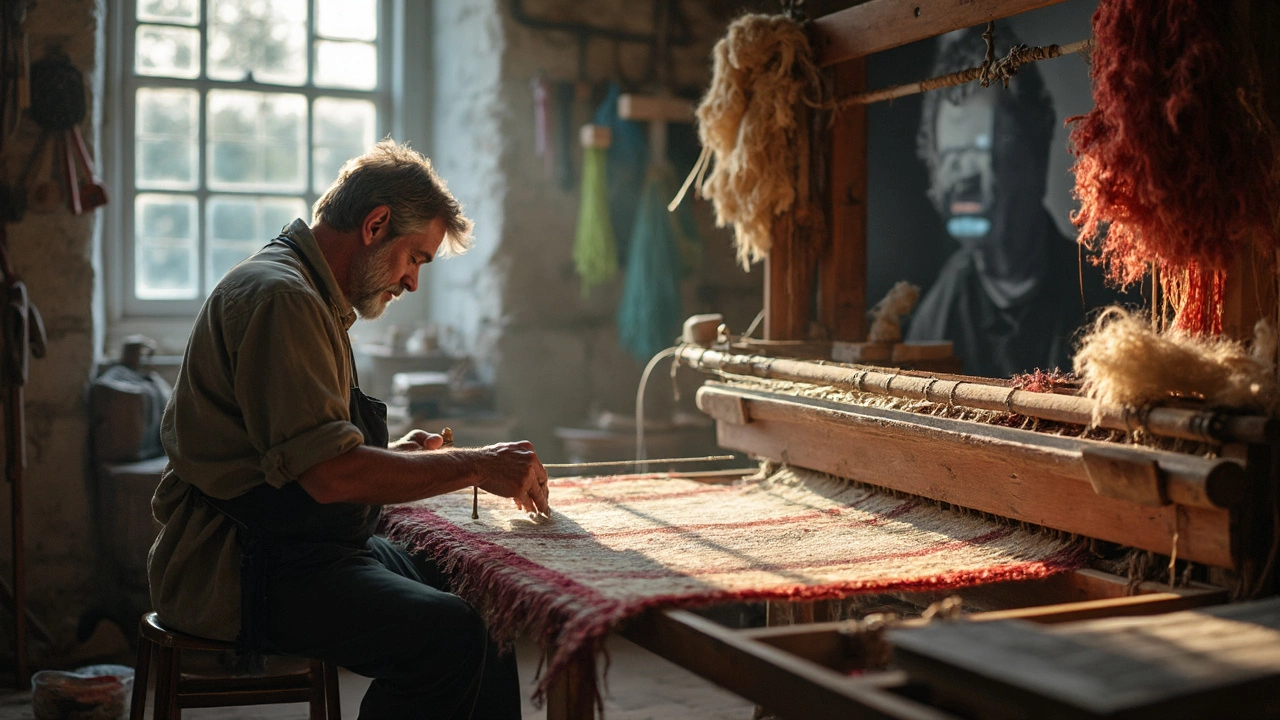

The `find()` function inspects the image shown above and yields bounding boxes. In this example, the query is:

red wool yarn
[1068,0,1277,334]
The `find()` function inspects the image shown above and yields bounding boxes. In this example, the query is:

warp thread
[690,13,825,269]
[1068,0,1279,334]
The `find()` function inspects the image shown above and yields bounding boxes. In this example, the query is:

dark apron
[200,234,389,664]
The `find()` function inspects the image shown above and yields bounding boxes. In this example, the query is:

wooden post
[818,58,869,342]
[1221,244,1277,345]
[544,647,598,720]
[764,217,813,341]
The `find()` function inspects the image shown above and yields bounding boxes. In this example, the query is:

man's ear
[361,205,392,246]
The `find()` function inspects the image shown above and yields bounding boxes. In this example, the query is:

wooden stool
[130,612,340,719]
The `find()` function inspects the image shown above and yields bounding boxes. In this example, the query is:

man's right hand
[476,441,550,515]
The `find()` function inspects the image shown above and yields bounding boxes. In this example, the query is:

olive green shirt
[148,220,365,641]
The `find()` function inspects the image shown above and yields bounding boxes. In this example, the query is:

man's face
[348,216,446,319]
[933,88,997,244]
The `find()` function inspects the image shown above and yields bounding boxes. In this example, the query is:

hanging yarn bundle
[1068,0,1279,335]
[689,13,824,269]
[572,126,618,295]
[617,164,688,362]
[1073,307,1278,414]
[595,83,648,264]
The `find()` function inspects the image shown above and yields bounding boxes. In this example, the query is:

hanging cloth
[593,83,648,264]
[572,142,618,295]
[616,164,686,362]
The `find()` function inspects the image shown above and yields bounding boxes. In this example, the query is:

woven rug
[380,466,1085,702]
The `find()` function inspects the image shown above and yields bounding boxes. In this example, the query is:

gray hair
[312,139,473,256]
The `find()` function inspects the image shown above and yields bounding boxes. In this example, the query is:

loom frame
[540,0,1280,716]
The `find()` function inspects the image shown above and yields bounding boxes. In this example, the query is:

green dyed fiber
[573,146,618,295]
[617,165,686,363]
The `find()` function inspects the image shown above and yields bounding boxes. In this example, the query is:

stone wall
[423,0,763,459]
[0,0,103,662]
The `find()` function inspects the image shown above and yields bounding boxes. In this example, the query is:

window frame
[104,0,399,339]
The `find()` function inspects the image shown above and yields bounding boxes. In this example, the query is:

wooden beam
[703,384,1234,567]
[619,609,956,720]
[616,94,695,123]
[740,586,1227,671]
[819,59,869,342]
[894,567,1227,614]
[889,599,1280,720]
[698,382,1244,512]
[812,0,1069,67]
[678,345,1279,446]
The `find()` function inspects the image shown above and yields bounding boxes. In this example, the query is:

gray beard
[348,240,400,319]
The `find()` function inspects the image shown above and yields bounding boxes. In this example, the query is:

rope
[837,38,1092,107]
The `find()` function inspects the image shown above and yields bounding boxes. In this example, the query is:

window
[119,0,387,314]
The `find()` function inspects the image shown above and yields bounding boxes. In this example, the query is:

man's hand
[389,429,445,452]
[476,440,550,515]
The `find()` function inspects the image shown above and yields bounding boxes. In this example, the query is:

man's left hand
[390,429,445,452]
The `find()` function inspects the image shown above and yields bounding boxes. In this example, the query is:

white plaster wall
[420,0,510,383]
[431,0,759,458]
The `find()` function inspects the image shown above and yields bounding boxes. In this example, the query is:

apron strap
[273,234,364,390]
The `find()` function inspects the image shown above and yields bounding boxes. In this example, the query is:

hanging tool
[0,239,46,688]
[29,51,106,215]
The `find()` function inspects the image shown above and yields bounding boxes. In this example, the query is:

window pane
[208,90,307,192]
[136,88,199,189]
[135,24,200,78]
[312,97,376,192]
[138,0,199,25]
[314,40,377,90]
[317,0,377,41]
[208,0,307,86]
[136,194,198,299]
[206,195,308,287]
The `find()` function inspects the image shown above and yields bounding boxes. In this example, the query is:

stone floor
[0,635,757,719]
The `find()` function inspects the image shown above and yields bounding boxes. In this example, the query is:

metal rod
[544,455,737,470]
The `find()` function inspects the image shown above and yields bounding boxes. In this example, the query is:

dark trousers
[263,535,522,720]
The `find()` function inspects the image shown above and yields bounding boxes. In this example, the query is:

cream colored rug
[381,466,1084,703]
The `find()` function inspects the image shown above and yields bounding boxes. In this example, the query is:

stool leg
[323,662,341,720]
[308,660,327,720]
[153,646,180,720]
[128,635,152,720]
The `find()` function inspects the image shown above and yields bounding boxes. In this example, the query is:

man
[905,27,1114,378]
[148,140,548,719]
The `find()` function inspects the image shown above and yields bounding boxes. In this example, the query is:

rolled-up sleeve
[229,290,363,488]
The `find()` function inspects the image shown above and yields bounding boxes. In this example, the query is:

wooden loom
[526,1,1280,718]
